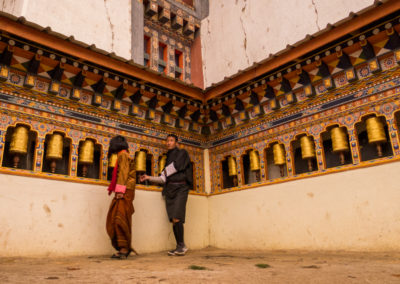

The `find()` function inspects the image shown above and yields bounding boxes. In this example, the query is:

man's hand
[140,174,149,182]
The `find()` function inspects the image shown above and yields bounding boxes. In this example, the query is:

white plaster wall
[0,0,25,15]
[0,174,209,257]
[201,0,375,87]
[1,0,132,60]
[209,161,400,251]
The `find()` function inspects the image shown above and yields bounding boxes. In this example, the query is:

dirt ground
[0,248,399,284]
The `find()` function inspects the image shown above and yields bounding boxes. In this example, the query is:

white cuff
[148,174,166,184]
[164,163,177,177]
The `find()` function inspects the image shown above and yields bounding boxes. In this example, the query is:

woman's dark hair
[167,134,178,142]
[109,135,129,154]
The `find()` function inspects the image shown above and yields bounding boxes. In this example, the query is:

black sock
[174,221,184,246]
[172,223,178,244]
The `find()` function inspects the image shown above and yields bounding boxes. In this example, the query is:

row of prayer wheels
[108,150,165,173]
[108,151,168,172]
[8,127,98,176]
[225,146,286,179]
[224,116,388,178]
[6,116,387,176]
[8,127,66,171]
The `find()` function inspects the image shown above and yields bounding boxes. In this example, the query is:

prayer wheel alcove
[321,126,353,168]
[356,115,393,162]
[242,149,261,185]
[221,156,238,189]
[42,132,71,175]
[77,139,102,179]
[107,153,118,181]
[292,135,318,174]
[135,149,153,184]
[265,143,287,179]
[1,124,37,170]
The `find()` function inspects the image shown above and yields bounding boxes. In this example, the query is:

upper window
[182,0,193,7]
[144,36,151,67]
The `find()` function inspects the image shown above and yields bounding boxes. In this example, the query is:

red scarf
[107,159,118,195]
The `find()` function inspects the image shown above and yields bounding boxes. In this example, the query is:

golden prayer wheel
[108,153,118,168]
[10,125,29,168]
[365,117,387,157]
[330,127,349,164]
[300,136,315,171]
[46,133,64,173]
[300,136,315,159]
[79,140,94,164]
[273,143,286,177]
[249,150,260,171]
[46,133,63,160]
[135,150,147,172]
[366,117,387,157]
[10,126,29,155]
[227,156,237,176]
[366,117,386,144]
[79,139,94,177]
[158,155,167,173]
[331,127,349,153]
[273,144,286,165]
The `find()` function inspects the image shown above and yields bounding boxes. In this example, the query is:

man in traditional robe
[140,134,193,256]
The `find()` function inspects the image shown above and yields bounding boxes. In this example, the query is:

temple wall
[201,0,374,87]
[0,174,209,257]
[0,0,132,60]
[208,161,400,251]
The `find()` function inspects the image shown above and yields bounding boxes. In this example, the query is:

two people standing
[106,134,193,258]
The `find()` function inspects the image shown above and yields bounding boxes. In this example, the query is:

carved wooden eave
[0,13,203,101]
[204,0,400,101]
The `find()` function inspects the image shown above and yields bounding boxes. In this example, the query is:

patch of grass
[255,263,271,269]
[188,265,207,270]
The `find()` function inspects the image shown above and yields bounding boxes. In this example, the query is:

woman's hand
[115,193,124,199]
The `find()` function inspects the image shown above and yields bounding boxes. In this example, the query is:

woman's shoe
[111,251,129,259]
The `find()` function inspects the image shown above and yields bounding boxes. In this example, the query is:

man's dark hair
[109,135,129,154]
[167,134,179,142]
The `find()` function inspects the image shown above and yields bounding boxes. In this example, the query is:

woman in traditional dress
[106,135,137,259]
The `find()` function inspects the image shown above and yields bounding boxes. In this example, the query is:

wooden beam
[0,16,204,101]
[204,0,400,101]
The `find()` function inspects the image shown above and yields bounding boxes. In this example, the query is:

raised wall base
[0,174,209,257]
[2,161,400,256]
[209,161,400,251]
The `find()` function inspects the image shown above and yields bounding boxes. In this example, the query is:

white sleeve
[164,163,177,177]
[148,171,166,184]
